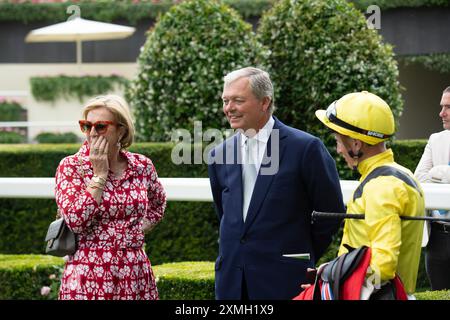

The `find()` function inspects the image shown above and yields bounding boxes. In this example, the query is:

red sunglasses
[78,120,115,134]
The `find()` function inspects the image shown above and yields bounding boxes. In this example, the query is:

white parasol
[25,17,136,65]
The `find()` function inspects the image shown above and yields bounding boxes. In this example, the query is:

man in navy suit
[208,67,345,300]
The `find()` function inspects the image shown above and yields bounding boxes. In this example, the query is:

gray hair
[443,86,450,94]
[223,67,275,112]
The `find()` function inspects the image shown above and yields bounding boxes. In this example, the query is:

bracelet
[93,175,107,185]
[88,181,104,190]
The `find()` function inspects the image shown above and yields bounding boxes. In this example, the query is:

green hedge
[401,53,450,74]
[0,0,447,25]
[0,143,208,178]
[0,254,64,300]
[258,0,403,162]
[30,75,128,103]
[0,255,448,300]
[35,132,80,144]
[415,289,450,300]
[350,0,450,10]
[390,139,428,175]
[0,0,274,24]
[154,261,215,300]
[0,132,26,144]
[0,254,215,300]
[0,100,24,121]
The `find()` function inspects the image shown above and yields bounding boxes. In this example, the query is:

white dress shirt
[240,116,275,172]
[240,116,274,221]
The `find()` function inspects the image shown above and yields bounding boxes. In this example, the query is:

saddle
[312,245,367,300]
[293,246,408,300]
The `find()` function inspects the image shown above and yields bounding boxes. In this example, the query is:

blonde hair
[82,95,135,149]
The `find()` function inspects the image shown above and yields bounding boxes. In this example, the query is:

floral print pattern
[55,142,166,300]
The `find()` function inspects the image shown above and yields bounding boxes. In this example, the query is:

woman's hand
[89,136,109,178]
[142,218,156,233]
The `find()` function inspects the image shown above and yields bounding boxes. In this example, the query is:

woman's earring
[117,137,122,149]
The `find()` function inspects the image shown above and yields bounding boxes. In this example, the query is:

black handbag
[44,156,83,257]
[45,214,76,257]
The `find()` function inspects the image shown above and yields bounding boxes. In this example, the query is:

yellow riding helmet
[315,91,395,145]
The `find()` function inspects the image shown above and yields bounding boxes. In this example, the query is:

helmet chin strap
[348,150,363,171]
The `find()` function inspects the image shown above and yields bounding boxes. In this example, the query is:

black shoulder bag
[44,156,84,256]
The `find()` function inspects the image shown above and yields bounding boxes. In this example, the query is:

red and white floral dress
[55,142,166,300]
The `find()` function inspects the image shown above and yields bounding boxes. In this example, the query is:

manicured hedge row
[35,132,80,144]
[0,143,208,178]
[0,254,215,300]
[415,289,450,300]
[0,1,447,25]
[0,131,26,144]
[0,140,426,180]
[0,0,273,24]
[0,255,448,300]
[154,261,215,300]
[0,254,64,300]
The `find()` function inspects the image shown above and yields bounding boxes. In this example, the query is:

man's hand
[300,268,317,289]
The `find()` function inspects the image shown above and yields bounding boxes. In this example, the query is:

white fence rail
[0,178,449,210]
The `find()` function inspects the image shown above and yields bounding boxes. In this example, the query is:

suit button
[240,237,246,244]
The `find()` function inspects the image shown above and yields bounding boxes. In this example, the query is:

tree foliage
[128,0,268,141]
[258,0,403,162]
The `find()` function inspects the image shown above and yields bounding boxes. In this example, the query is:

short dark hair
[443,86,450,94]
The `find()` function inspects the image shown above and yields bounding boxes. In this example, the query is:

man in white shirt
[208,67,345,299]
[414,85,450,290]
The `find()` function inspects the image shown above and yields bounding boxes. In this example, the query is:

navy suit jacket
[208,117,345,300]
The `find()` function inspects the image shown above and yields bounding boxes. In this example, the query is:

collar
[357,148,395,178]
[240,116,275,146]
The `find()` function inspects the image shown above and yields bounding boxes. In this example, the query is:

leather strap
[332,254,346,300]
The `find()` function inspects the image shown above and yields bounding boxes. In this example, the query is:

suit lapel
[243,118,287,233]
[225,133,244,224]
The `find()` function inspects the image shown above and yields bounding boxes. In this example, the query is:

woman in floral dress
[55,95,166,300]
